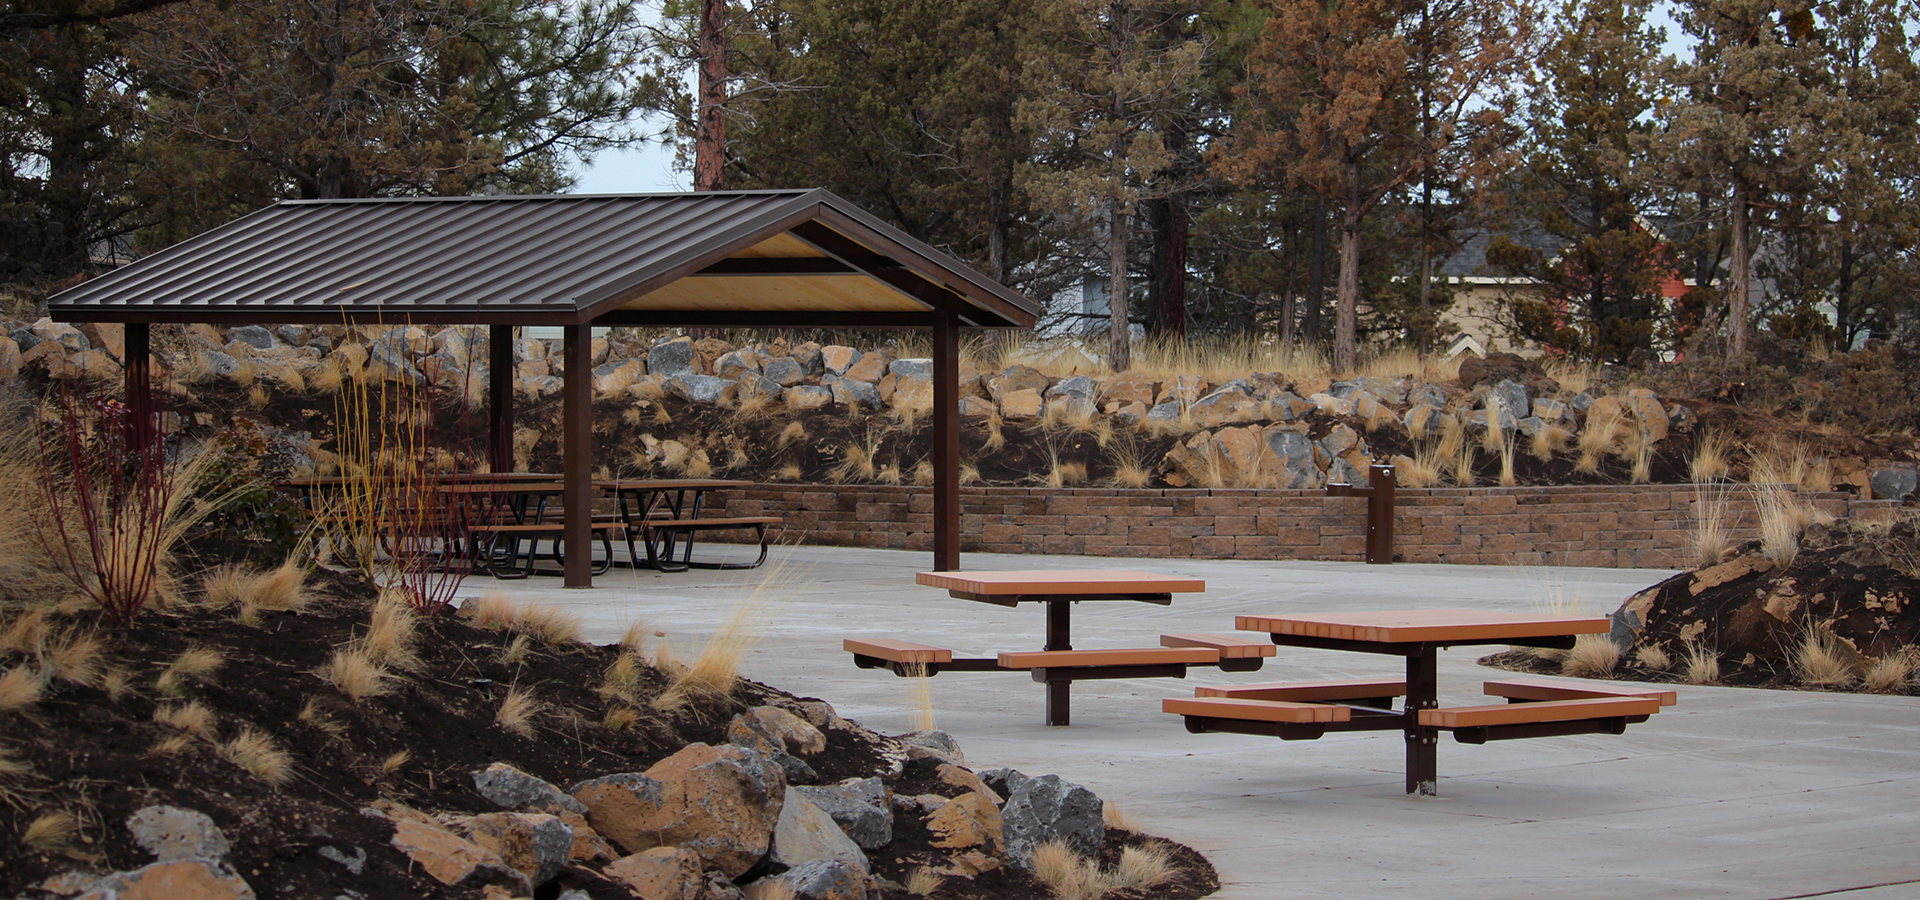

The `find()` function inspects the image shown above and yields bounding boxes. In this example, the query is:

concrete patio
[455,545,1920,899]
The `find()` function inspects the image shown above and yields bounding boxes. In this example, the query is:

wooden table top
[283,472,561,487]
[1235,609,1609,644]
[434,482,568,495]
[916,569,1206,596]
[594,479,753,491]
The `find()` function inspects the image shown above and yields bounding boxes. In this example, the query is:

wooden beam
[788,221,950,313]
[488,324,513,475]
[124,322,152,454]
[692,258,855,276]
[562,324,592,587]
[592,311,956,329]
[933,311,960,571]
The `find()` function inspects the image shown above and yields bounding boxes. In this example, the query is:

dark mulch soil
[1481,518,1920,692]
[0,558,1218,900]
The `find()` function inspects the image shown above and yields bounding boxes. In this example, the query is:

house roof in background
[47,189,1037,329]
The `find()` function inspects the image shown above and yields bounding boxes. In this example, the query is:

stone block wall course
[707,483,1896,568]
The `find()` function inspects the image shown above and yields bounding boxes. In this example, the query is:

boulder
[1667,403,1696,433]
[79,322,125,361]
[1158,374,1207,405]
[1106,400,1148,424]
[1407,383,1449,409]
[1532,397,1569,423]
[790,342,824,374]
[569,743,785,877]
[795,778,891,850]
[126,806,229,863]
[72,859,255,900]
[739,374,785,400]
[668,374,739,405]
[691,336,735,367]
[936,764,998,802]
[785,385,834,411]
[449,812,573,886]
[958,395,997,417]
[1319,424,1360,459]
[1212,426,1267,484]
[752,859,869,900]
[1263,428,1320,489]
[771,788,868,872]
[999,774,1103,869]
[603,846,705,900]
[715,349,763,380]
[1329,456,1367,486]
[1046,395,1095,423]
[820,345,859,376]
[826,375,883,410]
[925,791,1002,852]
[888,375,935,415]
[1347,375,1408,405]
[843,351,893,383]
[888,358,933,380]
[1353,394,1393,425]
[898,730,965,766]
[1189,387,1257,429]
[1044,375,1099,401]
[1585,394,1625,426]
[763,357,807,387]
[977,768,1030,799]
[986,365,1048,403]
[999,388,1044,419]
[1403,405,1453,438]
[1264,391,1314,420]
[31,318,88,352]
[517,358,551,379]
[1626,388,1668,443]
[649,338,698,378]
[1487,379,1530,421]
[1870,467,1917,503]
[1309,392,1355,417]
[728,707,823,784]
[389,817,529,893]
[228,325,275,351]
[1144,398,1183,423]
[0,336,20,379]
[1100,370,1156,407]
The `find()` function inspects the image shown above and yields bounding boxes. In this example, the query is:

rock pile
[42,706,1111,900]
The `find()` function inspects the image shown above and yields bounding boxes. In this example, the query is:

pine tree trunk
[1336,215,1360,375]
[1146,194,1188,339]
[1305,197,1328,343]
[1728,176,1750,357]
[1109,199,1131,372]
[695,0,727,192]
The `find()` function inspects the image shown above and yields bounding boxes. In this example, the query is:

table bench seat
[1484,679,1678,707]
[1420,696,1660,745]
[1164,696,1352,725]
[996,647,1218,669]
[1161,633,1276,658]
[473,521,624,579]
[844,638,953,665]
[1196,678,1406,708]
[637,516,780,572]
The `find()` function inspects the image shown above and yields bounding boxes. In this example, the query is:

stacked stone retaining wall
[716,483,1901,569]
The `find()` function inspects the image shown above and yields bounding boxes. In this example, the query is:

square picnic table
[1170,608,1657,796]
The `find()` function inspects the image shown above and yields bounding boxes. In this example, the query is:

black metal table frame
[607,484,727,569]
[1190,631,1589,796]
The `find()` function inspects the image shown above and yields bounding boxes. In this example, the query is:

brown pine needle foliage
[1561,634,1621,677]
[222,728,292,785]
[0,665,42,713]
[320,648,391,702]
[23,811,78,852]
[496,685,542,737]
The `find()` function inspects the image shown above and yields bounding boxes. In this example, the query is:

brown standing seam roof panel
[46,189,1037,329]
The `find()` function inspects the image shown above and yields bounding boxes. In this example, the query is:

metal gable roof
[47,189,1038,329]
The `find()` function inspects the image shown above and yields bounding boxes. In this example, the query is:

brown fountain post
[1325,462,1396,564]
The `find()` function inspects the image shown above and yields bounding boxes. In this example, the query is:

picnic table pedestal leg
[1406,646,1439,796]
[1045,600,1072,726]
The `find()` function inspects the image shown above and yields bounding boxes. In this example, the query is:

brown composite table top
[1236,608,1610,644]
[916,569,1206,598]
[593,478,753,491]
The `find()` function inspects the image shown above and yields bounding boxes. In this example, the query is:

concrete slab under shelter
[455,546,1920,900]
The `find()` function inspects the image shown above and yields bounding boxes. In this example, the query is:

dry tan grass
[1690,430,1731,482]
[147,733,194,758]
[1497,432,1518,487]
[1577,409,1624,473]
[1029,840,1105,900]
[1395,446,1442,489]
[101,666,135,701]
[381,749,410,775]
[1042,456,1089,489]
[1113,842,1177,892]
[46,628,103,687]
[1480,397,1506,453]
[903,662,937,732]
[911,460,935,486]
[1792,628,1857,687]
[23,810,78,852]
[297,697,343,736]
[499,634,533,665]
[247,383,271,408]
[0,665,43,713]
[1561,634,1621,678]
[830,434,881,483]
[1750,438,1834,492]
[1683,643,1721,685]
[1103,440,1153,489]
[515,603,583,647]
[904,867,944,896]
[1863,652,1917,693]
[1634,644,1673,671]
[496,685,542,737]
[602,705,641,731]
[1102,801,1141,833]
[0,745,30,781]
[0,609,47,656]
[365,597,421,670]
[777,462,804,481]
[618,620,650,656]
[1754,484,1804,566]
[153,701,217,740]
[221,727,292,785]
[465,592,521,630]
[983,411,1007,452]
[1691,485,1733,568]
[320,648,391,702]
[960,463,981,486]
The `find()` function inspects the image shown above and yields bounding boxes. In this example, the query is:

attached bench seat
[1160,633,1274,672]
[472,521,623,579]
[638,516,780,572]
[1483,678,1678,707]
[845,640,1237,681]
[997,648,1217,669]
[1163,696,1351,724]
[1421,696,1661,744]
[1196,677,1405,709]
